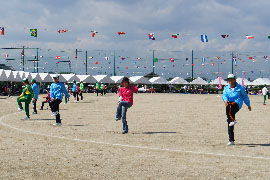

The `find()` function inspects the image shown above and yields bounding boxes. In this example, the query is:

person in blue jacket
[71,80,78,102]
[50,75,70,126]
[31,79,40,114]
[222,74,252,146]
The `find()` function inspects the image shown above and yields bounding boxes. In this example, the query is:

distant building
[0,64,12,70]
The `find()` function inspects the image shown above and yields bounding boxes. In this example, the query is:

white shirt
[262,87,268,95]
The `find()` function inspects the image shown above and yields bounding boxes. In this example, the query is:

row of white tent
[0,69,269,85]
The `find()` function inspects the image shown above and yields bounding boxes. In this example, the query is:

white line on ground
[0,111,269,161]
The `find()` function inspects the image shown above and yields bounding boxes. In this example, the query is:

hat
[226,74,235,80]
[31,79,36,83]
[22,78,28,83]
[73,80,76,83]
[52,74,59,79]
[121,77,130,84]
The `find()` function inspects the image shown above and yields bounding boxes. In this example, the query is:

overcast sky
[0,0,270,79]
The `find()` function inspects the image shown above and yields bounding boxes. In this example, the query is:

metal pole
[152,50,155,75]
[192,50,194,80]
[85,51,88,74]
[113,50,116,76]
[22,46,25,71]
[34,56,36,73]
[232,51,234,74]
[36,48,39,73]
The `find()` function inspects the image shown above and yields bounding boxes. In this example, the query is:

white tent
[3,70,16,82]
[59,74,80,83]
[236,78,252,86]
[30,73,43,82]
[129,76,151,84]
[93,75,114,83]
[210,78,227,85]
[149,77,169,84]
[251,78,270,86]
[0,69,8,81]
[190,77,208,85]
[18,71,25,79]
[24,72,31,80]
[169,77,189,84]
[11,71,22,82]
[40,73,54,82]
[111,76,124,84]
[77,75,96,83]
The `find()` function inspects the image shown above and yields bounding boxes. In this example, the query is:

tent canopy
[190,77,208,85]
[129,76,151,84]
[210,78,227,85]
[169,77,189,84]
[77,75,96,83]
[111,76,124,84]
[93,75,114,83]
[149,77,169,84]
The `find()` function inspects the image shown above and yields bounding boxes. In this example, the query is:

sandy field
[0,93,269,180]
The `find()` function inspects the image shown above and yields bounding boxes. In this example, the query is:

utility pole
[152,50,156,76]
[22,46,25,71]
[113,50,116,76]
[232,51,234,74]
[85,51,88,74]
[36,48,39,73]
[192,50,194,80]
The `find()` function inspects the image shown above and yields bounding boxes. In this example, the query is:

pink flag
[218,77,222,90]
[242,72,245,86]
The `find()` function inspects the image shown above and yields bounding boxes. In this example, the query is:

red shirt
[119,86,138,106]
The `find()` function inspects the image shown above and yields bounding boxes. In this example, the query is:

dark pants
[32,99,37,113]
[226,102,239,142]
[96,89,99,96]
[79,91,83,100]
[73,92,79,101]
[51,99,62,123]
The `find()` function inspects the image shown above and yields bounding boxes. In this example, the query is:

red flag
[118,32,126,35]
[95,61,99,64]
[56,56,61,59]
[249,57,252,59]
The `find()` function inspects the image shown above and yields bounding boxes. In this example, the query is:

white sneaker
[229,120,237,126]
[51,111,59,116]
[227,141,235,146]
[23,116,30,120]
[18,108,23,111]
[53,123,62,126]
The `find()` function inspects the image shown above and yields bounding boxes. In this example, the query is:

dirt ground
[0,93,269,180]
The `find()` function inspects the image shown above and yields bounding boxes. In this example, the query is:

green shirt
[100,84,104,90]
[80,83,84,91]
[20,84,34,100]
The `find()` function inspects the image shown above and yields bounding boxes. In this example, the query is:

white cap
[227,74,235,79]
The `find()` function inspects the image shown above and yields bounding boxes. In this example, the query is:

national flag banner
[95,61,99,64]
[137,57,142,60]
[172,33,180,38]
[233,57,237,61]
[4,54,8,58]
[201,35,208,42]
[221,35,229,38]
[39,56,43,58]
[170,58,175,62]
[58,30,70,33]
[91,31,98,37]
[0,27,4,35]
[246,35,254,39]
[56,56,61,59]
[154,58,158,62]
[211,63,215,66]
[118,32,126,35]
[264,56,268,60]
[148,33,155,40]
[202,57,206,63]
[30,29,37,37]
[216,56,220,59]
[121,57,126,60]
[105,57,110,61]
[88,56,93,59]
[249,57,253,59]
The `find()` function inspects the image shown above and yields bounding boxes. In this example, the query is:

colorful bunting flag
[4,54,8,58]
[137,57,142,60]
[121,57,126,60]
[88,57,93,59]
[170,58,175,62]
[148,33,155,40]
[95,61,99,64]
[216,56,220,59]
[246,35,254,39]
[30,29,37,37]
[221,35,229,38]
[58,30,70,33]
[91,31,98,37]
[154,58,158,62]
[201,35,208,42]
[202,57,206,63]
[249,57,253,59]
[0,27,4,35]
[56,56,61,59]
[105,57,110,61]
[264,56,268,61]
[118,32,126,35]
[172,33,180,38]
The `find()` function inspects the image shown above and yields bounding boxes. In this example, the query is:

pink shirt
[119,86,138,105]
